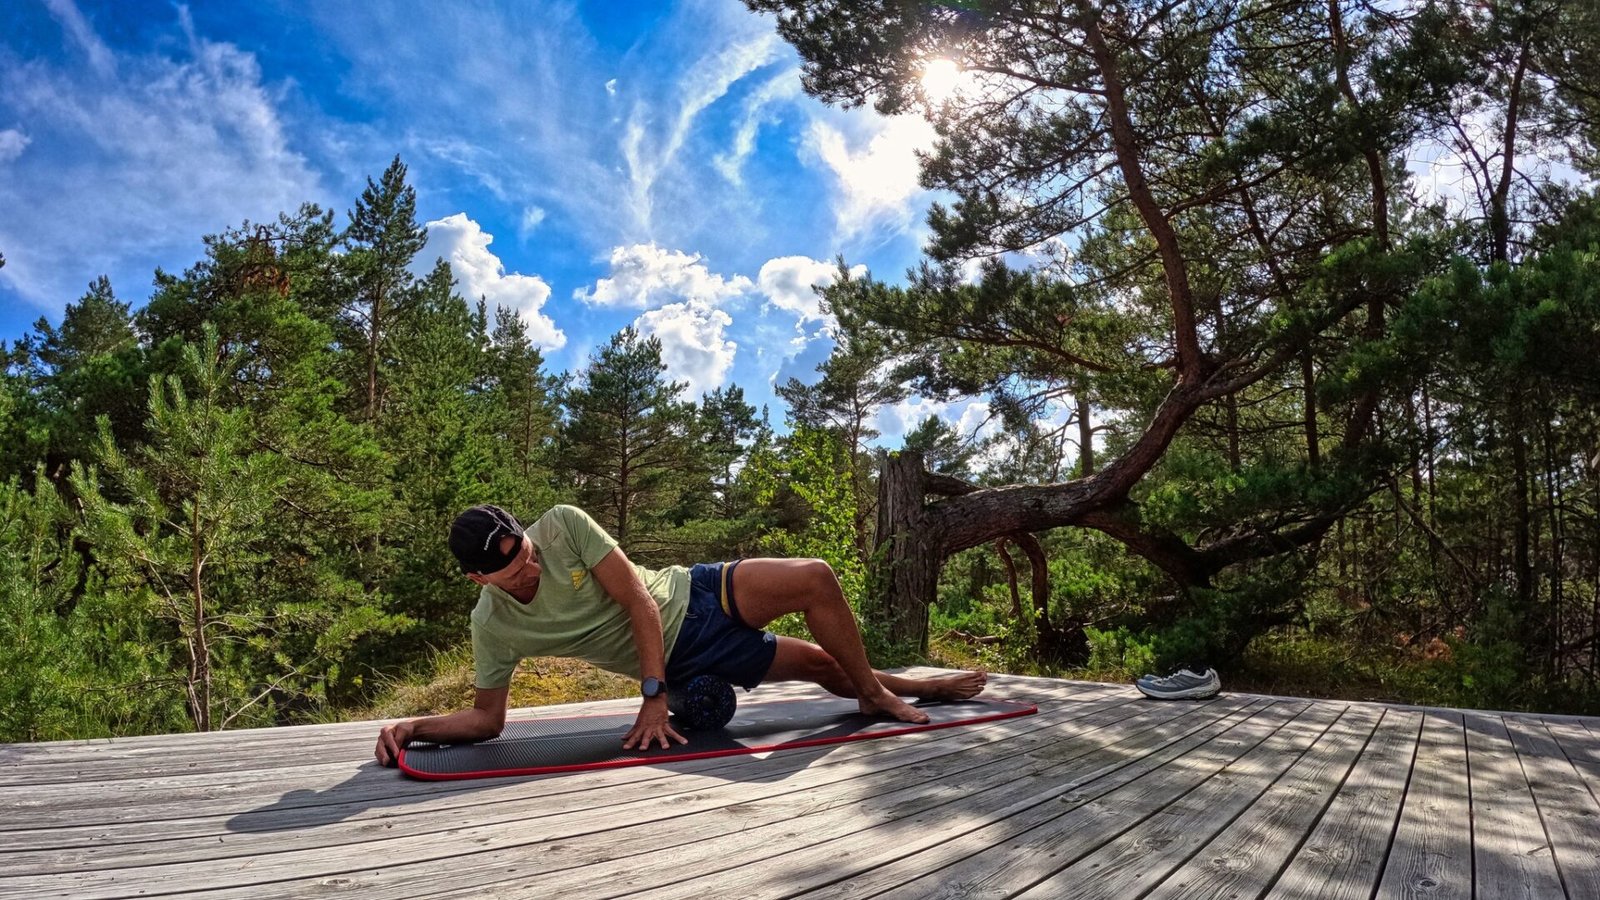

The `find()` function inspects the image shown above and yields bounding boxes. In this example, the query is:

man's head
[448,505,526,577]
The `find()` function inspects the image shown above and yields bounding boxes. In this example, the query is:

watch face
[642,677,664,697]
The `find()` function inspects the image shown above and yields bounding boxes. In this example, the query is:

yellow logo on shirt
[571,570,587,589]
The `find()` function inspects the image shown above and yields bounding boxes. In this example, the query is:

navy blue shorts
[665,561,778,691]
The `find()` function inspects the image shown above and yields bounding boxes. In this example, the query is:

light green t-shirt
[470,505,690,689]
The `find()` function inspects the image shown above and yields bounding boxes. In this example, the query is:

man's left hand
[622,696,686,751]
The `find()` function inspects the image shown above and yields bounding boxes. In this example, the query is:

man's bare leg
[732,559,987,724]
[765,636,987,704]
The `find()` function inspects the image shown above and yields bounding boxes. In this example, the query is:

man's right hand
[375,720,415,767]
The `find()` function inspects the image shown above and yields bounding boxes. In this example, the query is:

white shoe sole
[1136,684,1220,700]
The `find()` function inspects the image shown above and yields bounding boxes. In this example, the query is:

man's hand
[622,696,685,751]
[375,720,415,767]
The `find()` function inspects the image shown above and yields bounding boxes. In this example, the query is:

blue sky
[0,0,981,443]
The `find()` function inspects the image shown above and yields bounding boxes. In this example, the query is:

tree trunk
[874,451,939,652]
[1076,391,1095,478]
[996,539,1023,621]
[366,287,383,421]
[1303,351,1320,468]
[190,501,211,732]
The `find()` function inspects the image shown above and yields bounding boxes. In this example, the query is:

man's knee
[799,558,839,594]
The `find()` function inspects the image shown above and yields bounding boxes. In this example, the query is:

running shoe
[1135,667,1221,700]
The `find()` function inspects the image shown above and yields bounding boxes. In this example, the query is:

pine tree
[71,327,401,731]
[13,277,146,475]
[560,328,698,560]
[341,156,428,421]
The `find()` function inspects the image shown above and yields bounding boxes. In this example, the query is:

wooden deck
[3,671,1599,899]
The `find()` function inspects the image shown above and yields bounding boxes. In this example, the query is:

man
[374,504,986,765]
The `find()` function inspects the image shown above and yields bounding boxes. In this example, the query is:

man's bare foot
[859,690,931,724]
[913,670,988,702]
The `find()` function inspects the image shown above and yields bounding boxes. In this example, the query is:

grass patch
[355,644,635,720]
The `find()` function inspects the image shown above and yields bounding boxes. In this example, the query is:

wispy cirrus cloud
[0,1,322,309]
[620,31,783,232]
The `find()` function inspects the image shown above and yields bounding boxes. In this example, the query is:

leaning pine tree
[745,0,1589,662]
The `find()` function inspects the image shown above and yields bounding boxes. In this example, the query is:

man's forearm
[407,706,501,744]
[623,589,668,682]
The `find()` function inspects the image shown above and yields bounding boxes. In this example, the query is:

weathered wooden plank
[411,693,1256,900]
[1505,716,1600,898]
[0,678,1120,835]
[0,674,928,781]
[0,679,865,786]
[1372,711,1472,900]
[161,695,1265,900]
[0,685,1150,897]
[1543,719,1600,803]
[1014,702,1348,900]
[0,685,1130,876]
[849,700,1310,900]
[0,680,1122,850]
[0,682,1100,832]
[6,672,1598,900]
[1265,708,1421,900]
[1464,712,1567,900]
[1140,705,1384,900]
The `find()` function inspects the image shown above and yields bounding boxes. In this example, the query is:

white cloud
[0,15,322,308]
[519,205,546,236]
[756,255,864,331]
[413,136,509,201]
[0,129,28,164]
[419,213,564,350]
[575,243,753,310]
[636,300,736,399]
[714,69,803,186]
[805,113,938,243]
[43,0,115,79]
[605,78,618,96]
[621,32,782,231]
[876,395,952,444]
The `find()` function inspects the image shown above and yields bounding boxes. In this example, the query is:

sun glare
[920,57,965,105]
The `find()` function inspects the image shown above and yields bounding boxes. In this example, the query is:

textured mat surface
[398,696,1037,780]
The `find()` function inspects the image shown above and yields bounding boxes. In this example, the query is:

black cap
[448,505,525,574]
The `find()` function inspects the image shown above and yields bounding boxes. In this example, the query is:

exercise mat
[398,696,1037,780]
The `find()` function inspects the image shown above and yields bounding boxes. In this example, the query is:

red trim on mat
[397,699,1038,781]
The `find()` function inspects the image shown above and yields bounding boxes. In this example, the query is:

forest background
[4,0,1600,742]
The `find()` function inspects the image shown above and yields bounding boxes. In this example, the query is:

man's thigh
[728,557,830,629]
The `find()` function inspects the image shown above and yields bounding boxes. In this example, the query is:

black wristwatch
[641,676,667,699]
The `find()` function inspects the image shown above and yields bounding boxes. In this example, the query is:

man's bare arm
[590,547,684,750]
[374,685,509,766]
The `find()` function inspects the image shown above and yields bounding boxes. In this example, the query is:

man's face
[467,534,542,595]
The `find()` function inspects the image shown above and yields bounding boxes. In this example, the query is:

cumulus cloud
[805,113,938,243]
[636,300,736,399]
[875,395,952,444]
[575,243,752,310]
[0,8,322,308]
[756,255,866,331]
[0,129,28,164]
[419,213,564,350]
